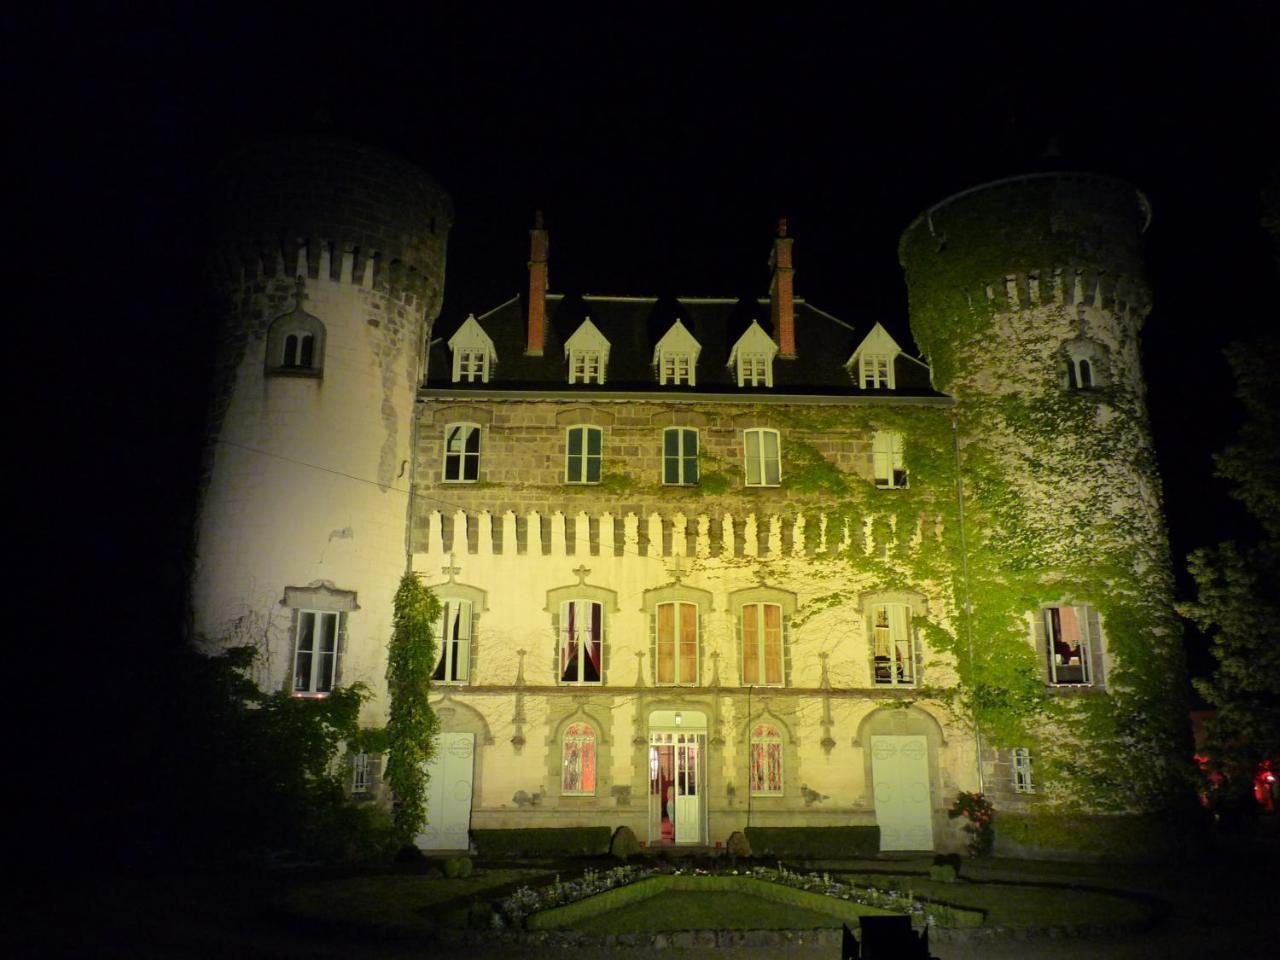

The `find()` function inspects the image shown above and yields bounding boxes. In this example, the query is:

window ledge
[267,367,324,380]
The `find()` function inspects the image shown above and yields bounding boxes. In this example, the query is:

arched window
[562,722,597,795]
[560,599,603,684]
[750,723,783,795]
[266,305,325,377]
[282,332,315,369]
[1061,337,1109,391]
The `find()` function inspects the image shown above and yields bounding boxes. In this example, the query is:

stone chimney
[769,217,795,358]
[526,210,549,355]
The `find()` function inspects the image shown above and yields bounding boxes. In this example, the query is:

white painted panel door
[674,741,702,844]
[870,735,934,851]
[415,732,475,850]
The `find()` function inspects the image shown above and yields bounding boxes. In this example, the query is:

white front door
[870,734,934,851]
[674,737,702,844]
[415,732,475,850]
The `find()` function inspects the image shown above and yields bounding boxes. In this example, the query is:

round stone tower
[899,174,1190,827]
[194,139,451,720]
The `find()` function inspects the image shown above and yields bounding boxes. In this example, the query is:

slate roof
[425,293,940,397]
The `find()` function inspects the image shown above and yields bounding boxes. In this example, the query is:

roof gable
[447,313,497,358]
[564,316,611,355]
[846,321,901,366]
[651,319,702,365]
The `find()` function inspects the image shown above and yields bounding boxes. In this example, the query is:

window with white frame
[1043,605,1093,685]
[560,599,603,684]
[293,610,339,695]
[656,600,698,685]
[352,751,372,793]
[750,723,783,795]
[432,598,471,683]
[739,354,771,387]
[659,352,695,385]
[565,425,603,484]
[743,428,781,487]
[872,430,907,488]
[561,721,597,795]
[860,354,893,389]
[456,349,489,383]
[1012,747,1035,794]
[442,423,481,482]
[870,602,916,686]
[741,602,783,686]
[569,350,604,384]
[663,428,699,485]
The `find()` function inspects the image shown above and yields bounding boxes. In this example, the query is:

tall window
[433,599,471,683]
[1013,747,1035,794]
[744,428,781,487]
[562,722,597,795]
[750,723,783,795]
[860,354,892,389]
[352,752,372,793]
[871,603,915,686]
[456,350,488,382]
[872,430,907,488]
[283,332,316,369]
[1067,357,1093,389]
[565,425,603,483]
[663,428,699,485]
[741,602,783,685]
[569,350,604,384]
[656,601,698,685]
[443,423,481,483]
[1044,605,1091,684]
[560,600,603,684]
[293,610,339,695]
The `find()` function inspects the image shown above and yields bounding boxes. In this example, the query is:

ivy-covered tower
[193,140,451,719]
[899,174,1191,848]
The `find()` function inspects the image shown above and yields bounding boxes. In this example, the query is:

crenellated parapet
[413,508,947,561]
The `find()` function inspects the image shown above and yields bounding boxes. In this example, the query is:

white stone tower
[193,139,451,720]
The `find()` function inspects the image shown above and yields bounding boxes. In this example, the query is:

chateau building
[194,142,1188,857]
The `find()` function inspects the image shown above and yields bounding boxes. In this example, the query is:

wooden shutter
[1086,606,1106,686]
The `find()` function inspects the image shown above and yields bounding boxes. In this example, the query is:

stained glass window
[562,722,597,795]
[750,723,783,795]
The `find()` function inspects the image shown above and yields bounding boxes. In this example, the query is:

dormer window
[847,322,901,391]
[860,354,892,389]
[728,320,778,388]
[653,319,701,387]
[565,318,610,385]
[447,314,497,384]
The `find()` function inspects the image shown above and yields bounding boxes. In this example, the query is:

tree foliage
[1181,336,1280,801]
[385,572,440,842]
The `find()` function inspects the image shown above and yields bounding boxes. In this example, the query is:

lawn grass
[276,868,552,934]
[563,888,844,934]
[841,873,1153,928]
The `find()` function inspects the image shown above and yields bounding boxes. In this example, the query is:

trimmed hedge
[744,826,880,859]
[994,812,1198,863]
[527,874,903,930]
[471,827,612,858]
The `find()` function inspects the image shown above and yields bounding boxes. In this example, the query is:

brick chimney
[526,210,549,355]
[769,217,795,358]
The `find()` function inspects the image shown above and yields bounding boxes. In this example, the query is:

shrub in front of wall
[726,830,752,860]
[470,827,612,858]
[744,826,880,860]
[928,863,958,882]
[610,825,640,862]
[442,856,462,878]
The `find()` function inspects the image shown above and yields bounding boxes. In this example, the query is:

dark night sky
[39,3,1280,679]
